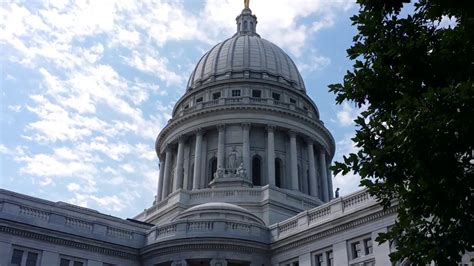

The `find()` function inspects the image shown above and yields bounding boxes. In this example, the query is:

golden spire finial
[244,0,250,9]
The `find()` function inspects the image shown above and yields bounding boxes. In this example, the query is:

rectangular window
[212,92,221,100]
[11,249,24,266]
[290,98,296,104]
[364,238,373,255]
[272,92,281,101]
[73,262,84,266]
[232,89,241,97]
[252,90,261,98]
[196,97,203,103]
[60,258,70,266]
[351,241,362,259]
[326,250,333,266]
[314,254,323,266]
[25,252,39,266]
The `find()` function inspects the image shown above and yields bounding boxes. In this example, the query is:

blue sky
[0,0,364,218]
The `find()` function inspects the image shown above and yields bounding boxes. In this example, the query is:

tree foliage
[329,0,473,264]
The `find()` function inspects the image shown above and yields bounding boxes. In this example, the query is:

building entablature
[156,107,335,157]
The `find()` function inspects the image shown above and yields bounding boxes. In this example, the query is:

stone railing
[65,217,93,231]
[270,189,376,241]
[0,192,148,248]
[176,96,314,118]
[150,219,268,244]
[19,206,50,221]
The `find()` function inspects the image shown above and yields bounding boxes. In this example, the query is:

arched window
[209,157,217,182]
[243,21,248,30]
[275,158,282,188]
[252,156,262,186]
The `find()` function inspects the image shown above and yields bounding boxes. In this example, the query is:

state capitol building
[1,4,472,266]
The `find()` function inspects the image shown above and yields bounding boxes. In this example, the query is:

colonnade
[156,123,332,202]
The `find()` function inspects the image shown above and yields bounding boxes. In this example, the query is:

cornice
[140,237,269,258]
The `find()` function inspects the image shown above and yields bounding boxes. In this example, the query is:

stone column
[289,131,299,190]
[266,125,276,186]
[157,158,165,201]
[319,148,329,202]
[242,123,251,178]
[193,129,203,190]
[327,164,334,200]
[210,259,228,266]
[307,139,318,197]
[162,146,173,198]
[217,124,225,169]
[173,136,185,191]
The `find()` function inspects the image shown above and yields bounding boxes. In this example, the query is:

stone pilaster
[193,129,203,190]
[267,125,276,186]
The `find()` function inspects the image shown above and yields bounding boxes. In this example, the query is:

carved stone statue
[236,163,246,178]
[335,188,340,198]
[244,0,250,9]
[227,147,239,170]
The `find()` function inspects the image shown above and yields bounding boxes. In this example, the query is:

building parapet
[269,189,377,241]
[0,189,150,248]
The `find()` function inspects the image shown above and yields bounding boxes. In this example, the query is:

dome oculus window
[232,89,241,97]
[290,98,296,104]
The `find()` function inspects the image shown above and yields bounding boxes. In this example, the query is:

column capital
[305,137,314,145]
[288,129,297,137]
[194,128,203,136]
[176,134,186,143]
[217,124,226,131]
[165,145,173,152]
[241,122,251,130]
[266,124,276,132]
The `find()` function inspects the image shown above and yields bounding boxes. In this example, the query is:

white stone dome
[186,8,305,92]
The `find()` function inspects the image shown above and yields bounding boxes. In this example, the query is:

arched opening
[252,156,262,186]
[275,158,282,188]
[209,157,217,182]
[243,21,248,30]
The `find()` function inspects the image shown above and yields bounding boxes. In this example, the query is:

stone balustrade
[270,189,376,241]
[0,189,149,248]
[149,219,268,244]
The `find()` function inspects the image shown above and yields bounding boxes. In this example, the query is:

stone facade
[1,5,472,266]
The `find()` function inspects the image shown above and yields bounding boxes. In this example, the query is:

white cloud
[67,183,80,192]
[336,102,362,127]
[7,105,22,112]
